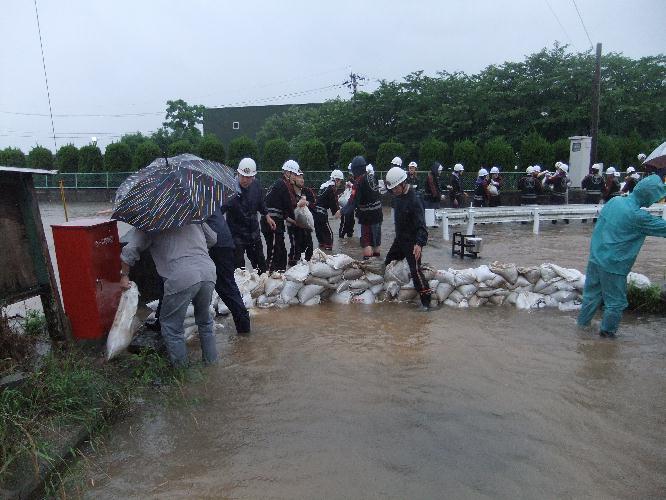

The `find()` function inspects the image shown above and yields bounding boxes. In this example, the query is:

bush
[597,133,622,168]
[133,141,162,170]
[627,283,665,314]
[78,144,103,172]
[552,138,570,165]
[338,141,365,169]
[27,146,54,169]
[119,132,149,157]
[167,139,194,157]
[262,138,291,170]
[620,131,648,169]
[55,144,79,173]
[418,138,448,171]
[520,132,553,168]
[104,142,132,172]
[453,139,480,171]
[298,138,328,171]
[198,134,226,164]
[228,136,259,169]
[0,147,26,167]
[482,137,514,169]
[376,141,407,170]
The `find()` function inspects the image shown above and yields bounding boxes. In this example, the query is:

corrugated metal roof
[0,166,58,175]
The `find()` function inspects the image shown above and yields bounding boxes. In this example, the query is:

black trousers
[339,213,354,238]
[314,211,333,249]
[288,226,313,266]
[209,247,250,334]
[385,239,431,306]
[233,236,267,274]
[261,218,287,273]
[488,195,501,207]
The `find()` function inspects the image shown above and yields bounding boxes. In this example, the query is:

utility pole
[590,42,602,168]
[344,72,366,97]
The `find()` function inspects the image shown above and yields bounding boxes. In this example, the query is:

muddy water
[34,203,666,498]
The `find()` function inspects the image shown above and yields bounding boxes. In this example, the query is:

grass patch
[627,283,665,314]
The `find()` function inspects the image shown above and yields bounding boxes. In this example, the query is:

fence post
[442,213,450,241]
[532,208,540,234]
[106,172,109,189]
[74,173,78,190]
[465,208,475,235]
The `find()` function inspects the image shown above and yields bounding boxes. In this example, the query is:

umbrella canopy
[113,153,236,233]
[643,141,666,170]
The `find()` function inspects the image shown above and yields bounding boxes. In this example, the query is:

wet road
[35,203,666,499]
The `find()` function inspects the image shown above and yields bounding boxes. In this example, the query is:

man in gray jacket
[120,223,218,367]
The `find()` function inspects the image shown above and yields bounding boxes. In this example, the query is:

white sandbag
[457,283,478,299]
[474,265,498,282]
[242,293,255,309]
[453,269,476,286]
[468,295,488,308]
[435,269,456,286]
[384,281,401,298]
[518,266,541,284]
[538,284,560,296]
[490,262,518,284]
[448,290,464,303]
[444,299,458,308]
[558,301,582,312]
[330,290,353,304]
[573,277,586,291]
[256,294,277,308]
[385,259,411,284]
[476,289,497,298]
[343,267,364,280]
[294,205,315,230]
[514,276,532,288]
[553,280,576,292]
[327,253,355,270]
[549,263,583,282]
[486,275,508,288]
[336,281,351,294]
[106,282,140,361]
[550,290,580,303]
[370,283,384,295]
[543,295,559,308]
[327,274,344,284]
[280,280,303,303]
[514,285,535,293]
[305,275,332,287]
[488,295,506,306]
[217,300,230,315]
[627,272,651,290]
[421,265,437,282]
[338,187,352,207]
[456,300,469,309]
[349,279,371,291]
[284,262,310,282]
[398,288,418,301]
[516,291,547,310]
[298,284,325,303]
[146,299,159,311]
[265,276,285,296]
[539,264,559,282]
[310,248,328,263]
[302,295,321,306]
[310,261,341,279]
[428,280,439,293]
[351,289,376,304]
[184,325,198,343]
[493,289,511,296]
[366,272,384,285]
[289,297,300,305]
[533,278,548,293]
[506,292,518,305]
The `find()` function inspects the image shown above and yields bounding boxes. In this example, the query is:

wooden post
[533,208,540,235]
[442,213,450,241]
[590,43,602,167]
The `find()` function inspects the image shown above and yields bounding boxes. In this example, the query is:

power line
[33,0,57,150]
[543,0,576,49]
[571,0,594,49]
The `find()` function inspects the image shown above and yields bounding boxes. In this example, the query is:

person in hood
[314,169,343,251]
[423,162,443,209]
[342,155,383,259]
[577,175,666,337]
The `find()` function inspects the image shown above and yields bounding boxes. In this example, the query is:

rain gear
[578,175,666,333]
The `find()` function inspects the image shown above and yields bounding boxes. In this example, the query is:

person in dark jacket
[261,160,301,273]
[473,168,491,207]
[384,166,432,311]
[518,166,542,205]
[602,167,621,202]
[544,163,569,205]
[342,155,383,259]
[581,163,604,203]
[488,166,503,207]
[314,169,343,251]
[621,167,640,194]
[207,207,251,335]
[288,172,316,265]
[423,161,442,209]
[447,163,466,208]
[221,158,274,274]
[405,161,419,192]
[338,166,355,239]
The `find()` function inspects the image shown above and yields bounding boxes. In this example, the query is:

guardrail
[431,204,666,239]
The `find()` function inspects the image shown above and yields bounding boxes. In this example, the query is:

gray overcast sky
[1,0,664,153]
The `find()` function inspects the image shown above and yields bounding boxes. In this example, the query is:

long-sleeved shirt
[393,186,428,247]
[221,180,267,242]
[265,177,296,222]
[206,205,235,249]
[121,224,217,296]
[315,181,340,216]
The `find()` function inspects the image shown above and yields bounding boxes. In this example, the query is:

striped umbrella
[112,153,236,233]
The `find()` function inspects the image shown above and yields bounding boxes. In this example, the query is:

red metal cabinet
[52,219,123,341]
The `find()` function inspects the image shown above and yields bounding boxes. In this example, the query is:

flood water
[36,202,666,498]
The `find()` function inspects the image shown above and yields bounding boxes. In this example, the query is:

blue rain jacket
[589,174,666,276]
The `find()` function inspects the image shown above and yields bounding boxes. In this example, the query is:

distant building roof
[0,166,58,175]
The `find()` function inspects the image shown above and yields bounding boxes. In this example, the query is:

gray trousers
[160,281,217,366]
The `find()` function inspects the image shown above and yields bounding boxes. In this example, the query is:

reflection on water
[30,202,666,498]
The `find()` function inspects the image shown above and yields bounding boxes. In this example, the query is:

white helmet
[478,168,489,177]
[555,161,563,169]
[347,162,352,171]
[490,166,500,174]
[591,163,601,171]
[626,166,636,174]
[533,165,541,172]
[237,157,257,176]
[366,164,374,174]
[391,156,403,167]
[454,163,464,172]
[637,153,646,162]
[558,163,569,173]
[526,166,534,174]
[614,171,620,177]
[605,166,616,175]
[408,160,417,168]
[384,166,408,189]
[330,169,344,180]
[438,164,443,172]
[282,159,302,175]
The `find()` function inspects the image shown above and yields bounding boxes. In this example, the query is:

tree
[519,132,553,168]
[552,138,570,165]
[27,146,54,169]
[78,144,103,172]
[0,147,26,167]
[120,132,149,157]
[418,138,448,172]
[453,140,480,170]
[376,141,407,170]
[298,139,328,171]
[55,144,79,173]
[262,138,291,170]
[338,141,365,169]
[597,133,622,167]
[228,136,259,169]
[104,142,132,172]
[198,134,226,163]
[167,139,194,157]
[133,141,162,170]
[482,137,514,169]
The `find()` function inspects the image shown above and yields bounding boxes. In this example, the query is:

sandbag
[305,275,332,287]
[327,274,344,285]
[398,288,418,301]
[384,281,401,298]
[443,299,458,308]
[336,281,350,294]
[558,301,582,311]
[365,272,384,285]
[573,277,586,291]
[456,300,469,309]
[265,276,285,296]
[539,264,559,282]
[310,248,328,263]
[453,269,476,286]
[490,262,519,284]
[298,284,325,303]
[627,272,651,290]
[421,265,437,282]
[552,280,576,292]
[486,275,508,288]
[294,205,315,230]
[302,295,321,306]
[184,325,198,343]
[217,301,230,315]
[435,269,456,286]
[550,290,579,303]
[448,290,464,303]
[476,289,497,298]
[349,279,371,291]
[106,282,140,361]
[284,262,310,282]
[516,291,547,310]
[242,293,255,309]
[338,187,352,207]
[385,259,411,284]
[310,261,341,279]
[289,297,300,305]
[256,294,278,308]
[358,259,386,276]
[474,265,498,282]
[506,292,518,305]
[327,253,354,270]
[343,267,364,280]
[514,276,532,288]
[330,290,353,304]
[488,295,506,306]
[280,280,303,302]
[468,295,488,308]
[457,283,478,299]
[549,263,583,282]
[370,283,384,295]
[351,289,376,304]
[517,266,541,284]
